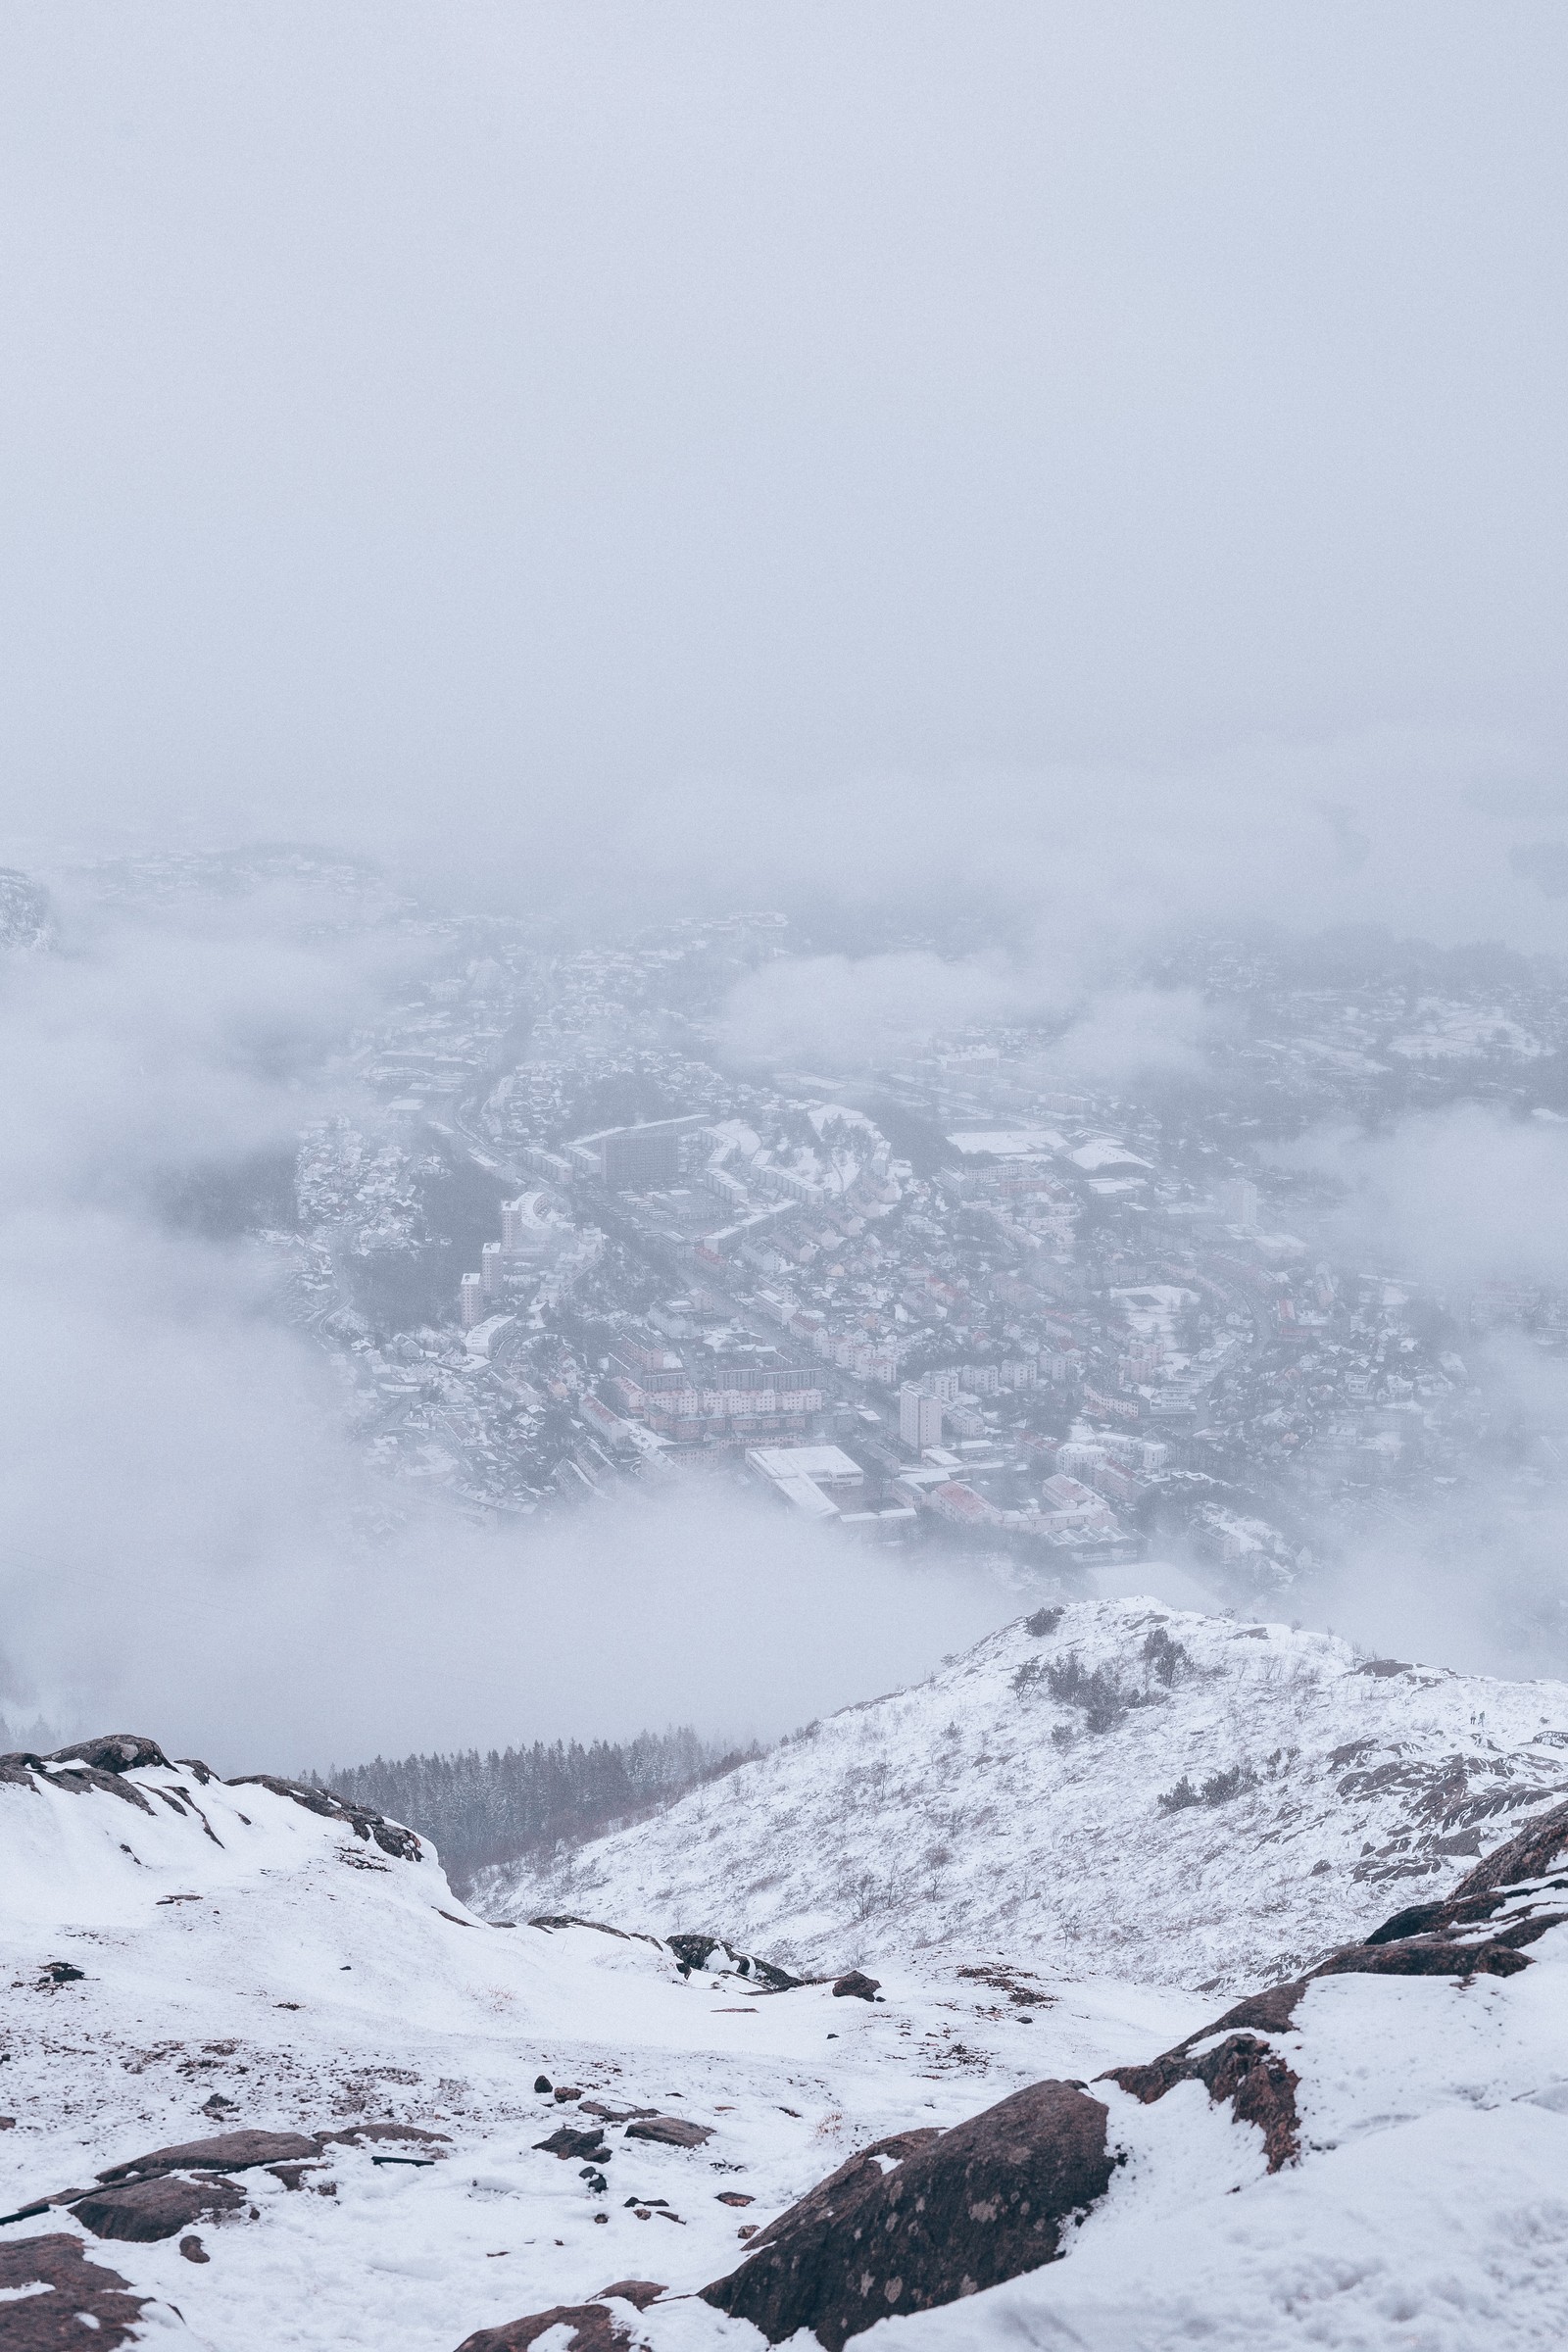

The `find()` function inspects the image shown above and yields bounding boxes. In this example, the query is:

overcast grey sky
[3,2,1567,934]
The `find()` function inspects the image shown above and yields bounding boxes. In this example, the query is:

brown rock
[0,2231,152,2351]
[453,2303,644,2351]
[35,1763,156,1813]
[623,2115,712,2148]
[1448,1795,1568,1894]
[1105,2034,1301,2172]
[717,2129,937,2268]
[593,2281,665,2309]
[48,1735,172,1775]
[830,1972,881,2002]
[95,2129,319,2182]
[316,2123,451,2152]
[1311,1934,1536,1981]
[70,2173,246,2242]
[178,2233,210,2263]
[701,2082,1113,2349]
[534,2125,611,2160]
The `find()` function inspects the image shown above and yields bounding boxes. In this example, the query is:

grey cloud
[1283,1105,1568,1296]
[2,1469,1022,1773]
[1509,842,1568,900]
[0,896,1020,1764]
[718,949,1213,1088]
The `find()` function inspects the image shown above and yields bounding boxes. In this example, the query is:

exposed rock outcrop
[454,2294,659,2351]
[1104,1994,1303,2173]
[701,2082,1114,2350]
[94,2129,320,2182]
[316,2122,451,2153]
[623,2115,712,2149]
[1104,1796,1568,2168]
[831,1972,881,2002]
[665,1933,803,1989]
[48,1736,172,1775]
[529,1916,664,1951]
[3,2125,444,2244]
[70,2173,247,2243]
[224,1774,424,1861]
[0,2231,153,2350]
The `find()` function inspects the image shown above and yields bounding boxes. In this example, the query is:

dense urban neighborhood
[99,849,1556,1621]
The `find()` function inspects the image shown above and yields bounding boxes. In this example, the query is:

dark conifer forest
[315,1728,761,1889]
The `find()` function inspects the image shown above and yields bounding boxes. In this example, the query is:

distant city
[164,853,1565,1618]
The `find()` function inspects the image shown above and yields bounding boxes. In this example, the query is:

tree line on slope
[311,1725,762,1890]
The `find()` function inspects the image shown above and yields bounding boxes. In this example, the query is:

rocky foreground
[7,1618,1568,2348]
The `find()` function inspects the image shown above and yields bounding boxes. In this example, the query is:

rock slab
[701,2082,1114,2349]
[70,2172,247,2242]
[0,2232,152,2351]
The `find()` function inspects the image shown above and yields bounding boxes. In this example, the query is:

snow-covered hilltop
[490,1599,1568,1989]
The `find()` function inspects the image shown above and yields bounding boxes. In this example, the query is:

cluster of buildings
[458,1188,605,1350]
[273,906,1568,1568]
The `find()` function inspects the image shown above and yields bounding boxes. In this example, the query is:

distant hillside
[316,1724,761,1889]
[486,1598,1568,1989]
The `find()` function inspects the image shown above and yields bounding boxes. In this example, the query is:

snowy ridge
[491,1599,1568,1989]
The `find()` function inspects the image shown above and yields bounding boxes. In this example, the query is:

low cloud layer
[0,900,1021,1769]
[719,949,1212,1088]
[1286,1105,1568,1294]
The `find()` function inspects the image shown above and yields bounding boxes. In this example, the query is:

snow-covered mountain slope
[489,1599,1568,1990]
[0,1734,1192,2352]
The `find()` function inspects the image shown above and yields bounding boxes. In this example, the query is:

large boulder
[701,2082,1114,2349]
[533,2124,610,2161]
[623,2115,711,2148]
[665,1933,803,1989]
[48,1736,172,1775]
[0,2232,153,2350]
[70,2173,247,2242]
[93,2129,319,2183]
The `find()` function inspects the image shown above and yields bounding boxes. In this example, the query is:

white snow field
[491,1598,1568,1988]
[5,1600,1568,2352]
